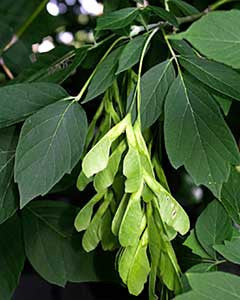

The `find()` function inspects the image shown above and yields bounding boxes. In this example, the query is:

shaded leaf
[179,56,240,101]
[169,0,199,16]
[22,200,100,286]
[0,127,18,224]
[183,230,211,259]
[116,35,147,74]
[15,46,88,84]
[214,239,240,264]
[175,272,240,300]
[0,215,25,300]
[83,46,123,103]
[173,10,240,68]
[0,83,68,128]
[220,167,240,224]
[196,200,232,258]
[15,100,88,207]
[147,6,179,27]
[96,8,139,30]
[164,75,240,196]
[140,59,175,129]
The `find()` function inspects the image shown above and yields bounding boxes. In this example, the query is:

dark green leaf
[170,40,196,57]
[147,6,179,27]
[0,21,13,53]
[174,272,240,300]
[169,0,199,16]
[0,83,68,128]
[220,167,240,224]
[83,47,123,103]
[22,200,101,286]
[179,56,240,101]
[183,230,211,259]
[15,47,88,84]
[116,35,147,74]
[15,100,88,207]
[164,75,240,196]
[0,127,18,224]
[0,214,25,300]
[96,8,139,30]
[212,93,232,116]
[196,200,232,258]
[141,59,175,129]
[173,10,240,68]
[214,239,240,264]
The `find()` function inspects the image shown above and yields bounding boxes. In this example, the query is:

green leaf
[15,47,88,84]
[82,116,128,178]
[179,56,240,101]
[164,75,240,196]
[0,21,13,53]
[214,239,240,264]
[169,0,199,16]
[183,230,211,259]
[112,194,129,236]
[174,272,240,300]
[147,6,179,27]
[0,214,25,300]
[82,194,112,252]
[170,40,196,57]
[140,59,175,129]
[22,200,99,286]
[83,46,123,103]
[15,100,88,207]
[99,208,118,251]
[196,200,232,258]
[144,174,190,235]
[123,146,142,193]
[96,8,139,30]
[220,167,240,224]
[119,193,143,247]
[127,231,150,296]
[74,192,104,232]
[116,35,147,74]
[174,10,240,68]
[0,83,68,128]
[0,127,18,224]
[211,93,232,116]
[94,141,126,192]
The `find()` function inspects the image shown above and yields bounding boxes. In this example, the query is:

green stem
[162,29,182,78]
[136,28,159,126]
[75,36,127,102]
[164,0,170,11]
[210,0,238,10]
[16,0,49,38]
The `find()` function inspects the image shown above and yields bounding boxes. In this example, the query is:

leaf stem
[4,0,49,52]
[16,0,49,39]
[136,28,159,126]
[75,36,127,102]
[210,0,238,10]
[162,29,182,77]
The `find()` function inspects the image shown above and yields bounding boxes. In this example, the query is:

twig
[0,58,14,80]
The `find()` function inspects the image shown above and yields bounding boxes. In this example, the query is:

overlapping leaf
[172,10,240,68]
[0,127,18,224]
[175,272,240,300]
[195,200,232,258]
[164,75,240,196]
[96,8,139,30]
[22,200,107,286]
[0,83,68,128]
[0,215,25,300]
[15,100,88,207]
